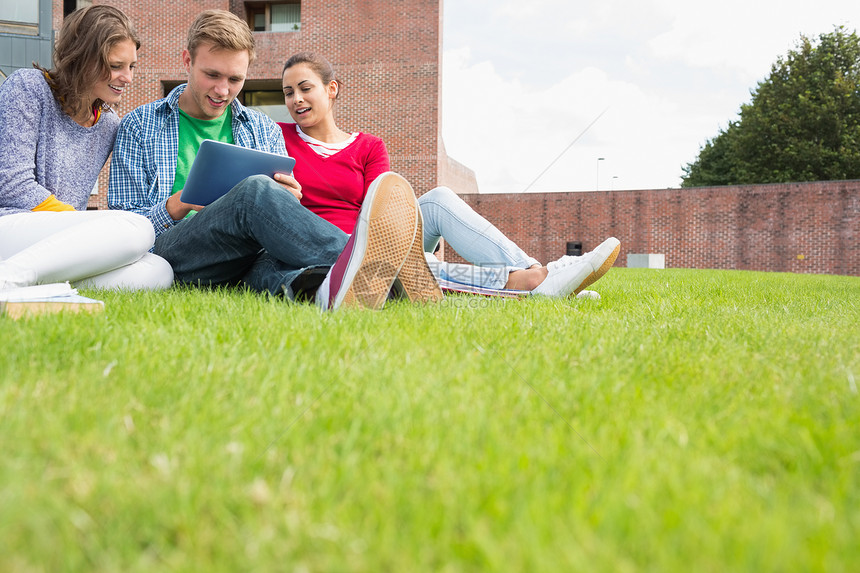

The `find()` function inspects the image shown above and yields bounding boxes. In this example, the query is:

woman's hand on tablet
[274,173,302,200]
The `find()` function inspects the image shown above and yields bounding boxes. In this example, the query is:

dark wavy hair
[35,5,140,119]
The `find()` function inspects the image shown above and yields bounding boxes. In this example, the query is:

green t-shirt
[172,106,235,195]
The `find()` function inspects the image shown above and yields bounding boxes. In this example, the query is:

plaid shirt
[108,84,288,236]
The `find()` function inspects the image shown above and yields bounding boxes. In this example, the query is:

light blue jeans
[418,186,539,289]
[154,175,347,299]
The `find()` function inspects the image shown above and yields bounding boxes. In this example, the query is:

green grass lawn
[1,268,858,572]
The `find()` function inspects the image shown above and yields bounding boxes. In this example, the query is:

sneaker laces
[547,255,580,271]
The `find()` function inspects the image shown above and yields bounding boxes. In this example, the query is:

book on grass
[0,282,104,319]
[436,277,530,298]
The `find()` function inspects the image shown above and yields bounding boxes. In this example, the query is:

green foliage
[1,271,859,571]
[682,26,860,187]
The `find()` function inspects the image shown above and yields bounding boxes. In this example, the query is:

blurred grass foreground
[1,268,858,572]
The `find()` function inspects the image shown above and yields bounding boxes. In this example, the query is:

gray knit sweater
[0,68,120,217]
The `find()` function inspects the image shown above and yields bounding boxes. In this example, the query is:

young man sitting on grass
[108,10,434,310]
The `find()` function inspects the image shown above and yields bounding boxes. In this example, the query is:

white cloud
[443,0,860,193]
[443,49,697,192]
[649,0,860,79]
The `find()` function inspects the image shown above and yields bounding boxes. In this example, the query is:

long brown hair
[36,5,140,119]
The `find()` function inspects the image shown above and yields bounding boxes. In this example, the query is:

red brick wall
[69,0,445,208]
[233,0,444,196]
[451,180,860,276]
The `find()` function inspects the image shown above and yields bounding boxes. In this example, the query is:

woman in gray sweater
[0,5,172,291]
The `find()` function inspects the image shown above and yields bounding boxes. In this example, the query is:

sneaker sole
[392,206,443,303]
[336,174,418,309]
[575,240,621,294]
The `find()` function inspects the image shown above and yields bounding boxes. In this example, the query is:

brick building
[454,180,859,277]
[1,0,473,207]
[3,2,857,275]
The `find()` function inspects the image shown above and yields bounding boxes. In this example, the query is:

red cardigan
[279,123,390,234]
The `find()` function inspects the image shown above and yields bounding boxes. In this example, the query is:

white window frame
[246,2,301,32]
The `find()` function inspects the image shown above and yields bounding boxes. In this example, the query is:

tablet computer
[180,139,297,206]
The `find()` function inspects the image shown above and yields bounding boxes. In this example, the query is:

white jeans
[0,210,173,290]
[418,186,539,289]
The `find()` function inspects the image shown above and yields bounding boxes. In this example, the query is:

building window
[0,0,38,24]
[246,3,300,32]
[0,0,39,35]
[64,0,93,18]
[243,87,291,123]
[162,79,293,123]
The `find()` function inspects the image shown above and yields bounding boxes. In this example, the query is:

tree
[682,27,860,187]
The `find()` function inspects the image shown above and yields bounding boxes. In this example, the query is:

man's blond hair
[187,9,256,62]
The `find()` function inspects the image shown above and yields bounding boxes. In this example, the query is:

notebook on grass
[0,283,104,320]
[436,278,530,298]
[180,139,297,206]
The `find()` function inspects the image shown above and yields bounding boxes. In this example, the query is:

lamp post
[611,175,619,191]
[596,157,605,191]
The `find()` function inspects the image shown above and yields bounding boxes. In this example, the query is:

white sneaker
[0,260,37,292]
[578,237,621,292]
[531,237,620,298]
[530,255,595,298]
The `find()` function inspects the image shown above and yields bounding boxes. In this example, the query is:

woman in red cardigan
[278,52,619,299]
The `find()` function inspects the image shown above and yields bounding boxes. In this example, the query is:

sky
[441,0,860,193]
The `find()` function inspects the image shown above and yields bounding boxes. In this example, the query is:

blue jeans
[418,186,540,289]
[154,175,347,298]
